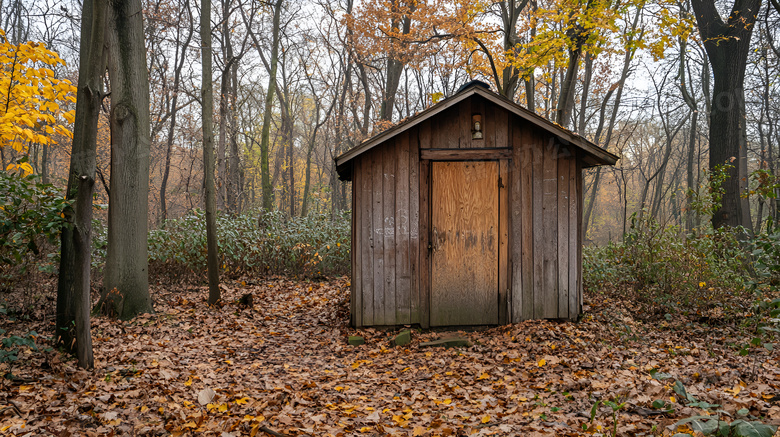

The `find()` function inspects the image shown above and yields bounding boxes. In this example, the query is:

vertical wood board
[577,159,583,310]
[519,121,535,321]
[543,136,559,319]
[557,151,570,319]
[419,159,431,328]
[568,154,578,320]
[484,100,496,149]
[420,119,432,149]
[409,127,421,324]
[495,106,509,148]
[383,144,397,325]
[459,98,472,148]
[532,130,545,318]
[396,131,411,324]
[371,148,385,325]
[498,159,509,324]
[352,161,361,326]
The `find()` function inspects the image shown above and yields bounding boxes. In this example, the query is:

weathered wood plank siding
[352,135,422,326]
[351,97,584,326]
[509,121,581,322]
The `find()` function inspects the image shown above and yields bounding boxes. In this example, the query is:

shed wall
[510,123,581,322]
[351,96,583,326]
[352,129,421,326]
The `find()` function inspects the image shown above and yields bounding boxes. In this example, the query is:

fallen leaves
[1,277,779,436]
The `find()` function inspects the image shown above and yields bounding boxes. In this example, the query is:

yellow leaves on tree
[0,30,76,175]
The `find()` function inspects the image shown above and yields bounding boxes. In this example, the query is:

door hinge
[498,175,504,189]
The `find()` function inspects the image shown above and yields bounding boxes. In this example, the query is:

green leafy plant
[583,394,626,437]
[0,170,70,282]
[0,170,70,295]
[584,215,750,318]
[669,380,776,437]
[689,162,733,219]
[0,329,45,378]
[148,209,351,279]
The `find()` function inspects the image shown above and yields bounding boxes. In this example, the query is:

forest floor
[1,277,779,436]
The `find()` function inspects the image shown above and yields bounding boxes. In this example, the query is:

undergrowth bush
[148,209,350,278]
[0,170,69,289]
[584,214,751,318]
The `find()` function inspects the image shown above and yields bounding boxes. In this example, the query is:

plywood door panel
[431,161,499,326]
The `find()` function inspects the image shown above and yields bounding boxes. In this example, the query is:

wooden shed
[336,81,618,328]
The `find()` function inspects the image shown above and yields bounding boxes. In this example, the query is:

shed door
[430,161,499,326]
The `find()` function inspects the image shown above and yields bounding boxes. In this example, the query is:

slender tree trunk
[217,0,233,212]
[201,0,220,304]
[41,141,49,185]
[685,110,698,232]
[581,9,640,237]
[258,0,282,211]
[228,60,240,212]
[56,0,105,369]
[160,0,193,224]
[301,141,314,216]
[578,53,593,133]
[100,0,153,320]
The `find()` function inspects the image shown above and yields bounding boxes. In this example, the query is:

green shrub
[583,214,751,316]
[148,209,351,278]
[0,170,70,285]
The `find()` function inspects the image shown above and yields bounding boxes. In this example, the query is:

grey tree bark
[379,0,413,121]
[56,0,106,369]
[201,0,221,304]
[100,0,153,320]
[691,0,760,231]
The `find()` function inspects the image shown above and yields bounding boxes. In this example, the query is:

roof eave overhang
[336,85,619,181]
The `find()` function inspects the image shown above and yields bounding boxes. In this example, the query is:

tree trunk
[201,0,220,304]
[100,0,153,320]
[160,0,193,224]
[691,0,759,231]
[227,60,240,213]
[259,0,282,211]
[379,0,413,122]
[56,0,106,369]
[577,53,593,133]
[555,47,581,129]
[41,141,49,185]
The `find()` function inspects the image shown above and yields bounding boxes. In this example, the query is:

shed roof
[336,82,619,181]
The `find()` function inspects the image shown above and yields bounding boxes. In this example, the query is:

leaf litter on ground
[1,277,779,436]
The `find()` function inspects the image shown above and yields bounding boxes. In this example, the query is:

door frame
[419,151,510,328]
